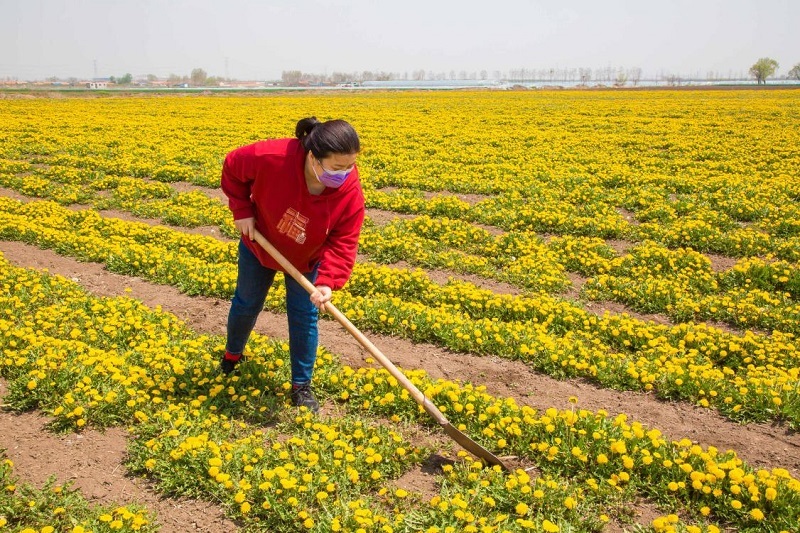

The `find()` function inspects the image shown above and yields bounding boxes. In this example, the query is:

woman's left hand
[311,285,333,310]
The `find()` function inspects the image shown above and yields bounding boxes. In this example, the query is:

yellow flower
[542,519,559,532]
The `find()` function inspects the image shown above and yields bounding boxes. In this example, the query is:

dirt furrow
[0,380,238,532]
[2,240,799,479]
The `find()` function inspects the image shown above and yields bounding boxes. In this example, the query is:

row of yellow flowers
[1,198,798,432]
[358,215,800,334]
[1,253,797,532]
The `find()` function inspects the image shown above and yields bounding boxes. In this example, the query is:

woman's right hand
[234,217,256,240]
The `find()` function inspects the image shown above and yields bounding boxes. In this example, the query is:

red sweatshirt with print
[221,138,365,290]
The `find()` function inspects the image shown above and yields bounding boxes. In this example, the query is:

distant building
[86,81,108,89]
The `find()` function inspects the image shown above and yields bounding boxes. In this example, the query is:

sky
[1,0,798,81]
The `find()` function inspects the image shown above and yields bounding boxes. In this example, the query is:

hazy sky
[2,0,797,80]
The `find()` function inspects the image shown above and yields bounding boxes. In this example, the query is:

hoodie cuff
[232,206,255,220]
[314,275,341,292]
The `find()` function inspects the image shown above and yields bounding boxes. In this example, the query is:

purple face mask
[314,160,354,189]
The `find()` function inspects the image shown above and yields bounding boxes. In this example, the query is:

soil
[2,196,800,531]
[0,397,239,533]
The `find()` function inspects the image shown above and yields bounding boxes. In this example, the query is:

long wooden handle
[250,231,447,424]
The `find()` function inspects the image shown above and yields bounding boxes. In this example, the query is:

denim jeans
[226,239,319,385]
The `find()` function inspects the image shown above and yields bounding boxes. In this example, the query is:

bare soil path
[0,390,239,533]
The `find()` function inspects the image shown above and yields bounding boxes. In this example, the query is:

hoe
[252,229,509,471]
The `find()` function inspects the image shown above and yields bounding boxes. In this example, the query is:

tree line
[30,58,800,87]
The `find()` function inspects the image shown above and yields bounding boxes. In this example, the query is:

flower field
[0,89,799,532]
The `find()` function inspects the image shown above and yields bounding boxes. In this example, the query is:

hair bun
[295,117,320,139]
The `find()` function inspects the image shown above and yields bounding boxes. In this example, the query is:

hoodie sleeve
[220,144,257,220]
[314,194,366,291]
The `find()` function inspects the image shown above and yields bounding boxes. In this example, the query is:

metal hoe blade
[422,399,510,470]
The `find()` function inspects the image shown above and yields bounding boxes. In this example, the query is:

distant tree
[167,73,182,84]
[190,68,208,86]
[205,76,221,86]
[629,67,642,86]
[788,63,800,81]
[749,57,779,84]
[146,74,158,82]
[567,68,577,82]
[118,73,133,85]
[281,70,302,85]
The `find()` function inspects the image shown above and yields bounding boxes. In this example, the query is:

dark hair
[295,117,360,158]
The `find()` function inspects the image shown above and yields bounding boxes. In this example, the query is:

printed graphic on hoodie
[277,207,309,244]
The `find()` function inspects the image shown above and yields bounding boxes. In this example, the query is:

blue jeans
[226,239,319,385]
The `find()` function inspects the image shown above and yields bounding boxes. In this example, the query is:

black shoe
[220,352,242,376]
[291,384,319,413]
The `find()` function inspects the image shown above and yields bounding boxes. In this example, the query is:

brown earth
[0,395,239,533]
[2,188,800,531]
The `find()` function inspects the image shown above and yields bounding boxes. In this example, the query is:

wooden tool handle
[250,231,446,423]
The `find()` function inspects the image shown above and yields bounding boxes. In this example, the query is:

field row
[1,253,798,532]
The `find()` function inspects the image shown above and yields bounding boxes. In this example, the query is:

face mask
[314,160,354,189]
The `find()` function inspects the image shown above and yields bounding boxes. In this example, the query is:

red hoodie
[221,138,365,290]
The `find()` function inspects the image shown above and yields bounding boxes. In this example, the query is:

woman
[220,117,365,413]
